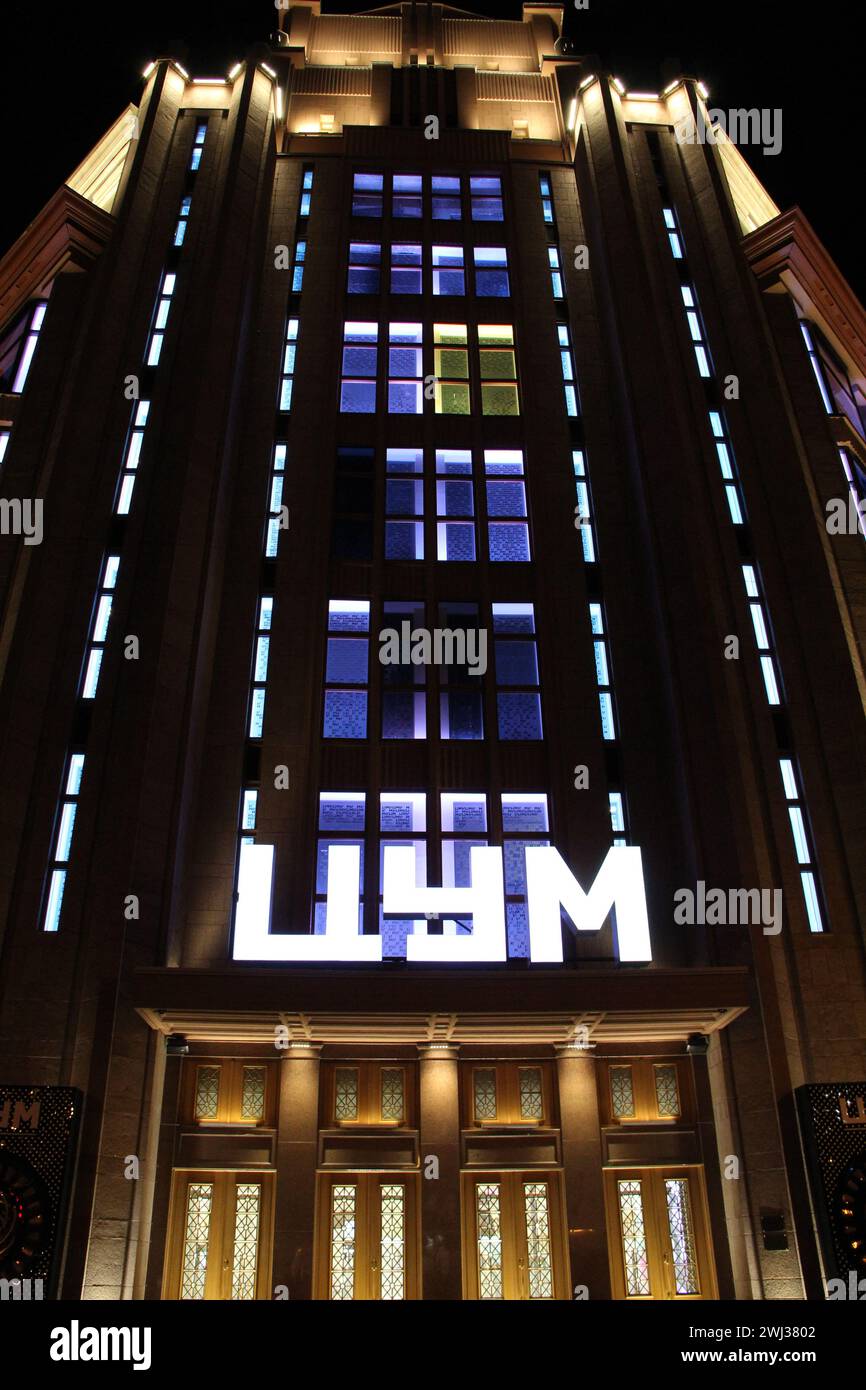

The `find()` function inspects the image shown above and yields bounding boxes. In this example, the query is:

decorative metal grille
[380,1068,404,1122]
[329,1184,357,1300]
[241,1067,266,1121]
[519,1067,544,1120]
[617,1179,651,1296]
[335,1068,359,1121]
[522,1182,554,1298]
[379,1184,405,1300]
[180,1182,213,1299]
[654,1064,680,1118]
[665,1178,700,1294]
[475,1182,503,1299]
[473,1068,497,1121]
[610,1065,635,1119]
[194,1066,220,1120]
[230,1183,261,1300]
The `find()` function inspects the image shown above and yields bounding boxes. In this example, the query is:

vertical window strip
[501,793,550,957]
[115,400,151,515]
[837,448,866,540]
[11,302,48,393]
[42,753,86,932]
[265,443,287,557]
[316,792,366,933]
[189,120,207,171]
[340,321,377,413]
[485,448,530,562]
[572,449,597,562]
[248,595,274,739]
[589,601,618,741]
[548,247,564,299]
[478,323,519,417]
[0,429,11,469]
[436,448,474,560]
[299,166,314,218]
[323,600,370,739]
[385,447,424,560]
[174,195,192,246]
[538,172,555,225]
[278,317,299,410]
[799,322,834,415]
[80,554,120,699]
[557,325,579,416]
[292,240,306,293]
[146,272,177,366]
[662,202,826,931]
[388,322,423,414]
[492,602,543,740]
[240,787,258,848]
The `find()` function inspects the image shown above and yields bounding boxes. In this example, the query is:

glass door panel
[463,1171,567,1300]
[317,1173,418,1300]
[606,1167,716,1300]
[165,1172,272,1300]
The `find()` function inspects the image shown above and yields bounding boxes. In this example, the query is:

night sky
[2,0,863,303]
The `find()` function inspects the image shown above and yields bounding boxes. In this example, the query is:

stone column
[272,1044,321,1299]
[418,1044,462,1300]
[555,1045,611,1300]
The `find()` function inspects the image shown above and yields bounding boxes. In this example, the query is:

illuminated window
[432,246,464,295]
[393,173,422,218]
[474,246,509,297]
[323,601,370,739]
[390,243,422,294]
[494,605,542,740]
[42,752,85,933]
[388,322,423,414]
[8,301,48,393]
[470,174,504,222]
[474,1069,497,1120]
[485,449,529,561]
[315,792,365,934]
[441,793,488,901]
[572,449,596,562]
[115,400,150,515]
[146,271,177,366]
[300,166,314,217]
[589,601,617,740]
[239,788,257,848]
[347,242,380,293]
[292,240,306,292]
[741,565,781,707]
[662,205,683,259]
[278,317,299,410]
[654,1064,680,1118]
[678,284,712,378]
[609,791,628,847]
[340,321,377,413]
[557,325,579,416]
[439,600,483,740]
[385,447,424,560]
[81,554,120,700]
[174,194,192,246]
[501,793,549,956]
[436,448,475,560]
[479,324,518,416]
[538,172,554,225]
[708,411,745,525]
[189,121,207,171]
[378,792,426,953]
[352,171,383,217]
[195,1066,221,1119]
[432,174,461,220]
[0,430,9,468]
[548,247,564,298]
[381,602,426,740]
[799,321,834,415]
[779,758,824,933]
[248,595,273,739]
[434,324,470,414]
[264,443,287,557]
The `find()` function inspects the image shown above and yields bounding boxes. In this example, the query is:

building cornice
[0,186,115,333]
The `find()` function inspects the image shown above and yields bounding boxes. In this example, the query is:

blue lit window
[548,247,564,299]
[315,793,365,934]
[557,325,579,416]
[115,399,150,515]
[174,195,192,246]
[385,448,424,559]
[189,121,207,171]
[378,792,427,952]
[609,792,628,846]
[248,595,273,739]
[778,760,824,932]
[474,246,509,297]
[436,450,475,560]
[340,321,377,413]
[501,793,549,955]
[265,443,287,557]
[470,175,504,222]
[432,174,462,220]
[538,173,554,224]
[589,602,616,740]
[80,554,120,700]
[348,242,381,293]
[662,206,683,258]
[485,449,529,561]
[292,241,306,292]
[493,603,542,740]
[799,322,835,415]
[42,752,86,932]
[300,166,314,217]
[324,601,370,738]
[432,246,465,296]
[146,271,177,366]
[742,565,782,706]
[391,244,422,294]
[393,173,422,218]
[388,323,423,414]
[9,302,47,393]
[572,450,597,562]
[278,317,299,410]
[353,171,383,217]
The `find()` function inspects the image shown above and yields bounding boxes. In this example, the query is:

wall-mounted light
[611,76,625,95]
[626,92,660,102]
[662,79,681,97]
[275,87,284,120]
[697,80,710,100]
[261,62,277,80]
[579,74,596,92]
[173,61,190,81]
[228,61,242,81]
[142,61,156,80]
[192,78,226,86]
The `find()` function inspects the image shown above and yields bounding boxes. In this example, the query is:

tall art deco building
[1,0,865,1305]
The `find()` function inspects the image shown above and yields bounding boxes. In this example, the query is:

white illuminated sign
[232,842,652,964]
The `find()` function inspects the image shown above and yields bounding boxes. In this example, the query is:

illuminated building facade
[1,1,865,1302]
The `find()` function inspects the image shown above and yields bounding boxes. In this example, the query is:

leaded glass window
[610,1065,635,1119]
[617,1178,651,1297]
[518,1067,544,1120]
[335,1067,359,1121]
[475,1183,503,1299]
[230,1184,261,1300]
[665,1178,699,1294]
[523,1182,554,1299]
[473,1068,497,1121]
[241,1066,266,1121]
[654,1064,680,1118]
[329,1184,357,1299]
[194,1066,220,1120]
[380,1068,405,1122]
[379,1185,406,1300]
[180,1182,213,1300]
